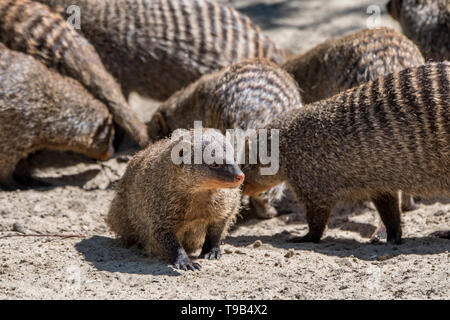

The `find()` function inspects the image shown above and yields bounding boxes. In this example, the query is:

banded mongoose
[0,0,149,147]
[0,44,114,187]
[387,0,450,61]
[243,62,450,244]
[147,59,303,218]
[35,0,289,101]
[106,129,244,270]
[283,27,425,104]
[283,27,425,212]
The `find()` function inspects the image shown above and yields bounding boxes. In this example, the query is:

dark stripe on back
[436,63,450,138]
[416,64,440,151]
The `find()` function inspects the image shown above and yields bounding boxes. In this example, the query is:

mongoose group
[34,0,288,100]
[0,0,448,270]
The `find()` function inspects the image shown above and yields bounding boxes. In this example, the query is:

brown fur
[283,27,426,213]
[35,0,289,101]
[106,130,243,270]
[244,62,450,244]
[0,0,148,147]
[0,44,114,186]
[387,0,450,61]
[147,59,302,219]
[283,28,425,104]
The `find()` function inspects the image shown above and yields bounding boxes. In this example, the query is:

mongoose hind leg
[287,203,332,243]
[249,196,278,219]
[199,221,226,260]
[372,193,402,244]
[155,230,201,271]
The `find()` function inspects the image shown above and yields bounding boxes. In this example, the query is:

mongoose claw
[174,257,201,271]
[287,234,321,243]
[200,247,221,260]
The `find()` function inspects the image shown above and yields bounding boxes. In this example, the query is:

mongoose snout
[201,164,245,189]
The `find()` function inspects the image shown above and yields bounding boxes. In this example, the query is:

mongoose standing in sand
[0,44,114,187]
[0,0,148,147]
[35,0,289,101]
[283,27,425,213]
[146,59,302,218]
[106,130,244,270]
[387,0,449,61]
[243,62,450,244]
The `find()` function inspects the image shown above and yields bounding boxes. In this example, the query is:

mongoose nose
[235,173,245,182]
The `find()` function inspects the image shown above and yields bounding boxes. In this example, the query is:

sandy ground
[1,0,449,300]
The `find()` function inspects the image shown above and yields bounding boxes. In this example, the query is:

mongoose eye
[208,164,222,169]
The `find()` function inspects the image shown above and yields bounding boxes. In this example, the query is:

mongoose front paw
[287,234,321,243]
[174,257,201,271]
[200,247,221,260]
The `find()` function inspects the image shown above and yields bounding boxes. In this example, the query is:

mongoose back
[243,62,450,244]
[387,0,449,61]
[283,27,425,213]
[35,0,289,101]
[0,44,114,186]
[0,0,149,147]
[147,59,302,218]
[106,129,244,270]
[283,28,426,104]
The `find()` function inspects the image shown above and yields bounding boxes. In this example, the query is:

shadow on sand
[75,235,183,276]
[226,232,450,261]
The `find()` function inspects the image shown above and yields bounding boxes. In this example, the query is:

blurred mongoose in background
[0,0,149,147]
[35,0,289,101]
[283,27,425,213]
[387,0,449,61]
[0,44,114,187]
[146,59,302,219]
[243,62,450,244]
[106,130,244,270]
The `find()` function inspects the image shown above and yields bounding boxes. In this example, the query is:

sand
[0,0,449,300]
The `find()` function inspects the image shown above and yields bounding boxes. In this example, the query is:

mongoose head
[387,0,403,20]
[169,129,245,190]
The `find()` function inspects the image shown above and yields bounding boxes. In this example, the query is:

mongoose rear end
[283,27,425,104]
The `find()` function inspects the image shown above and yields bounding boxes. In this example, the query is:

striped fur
[35,0,289,100]
[283,28,426,104]
[147,59,302,218]
[387,0,449,61]
[245,62,450,243]
[0,0,149,147]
